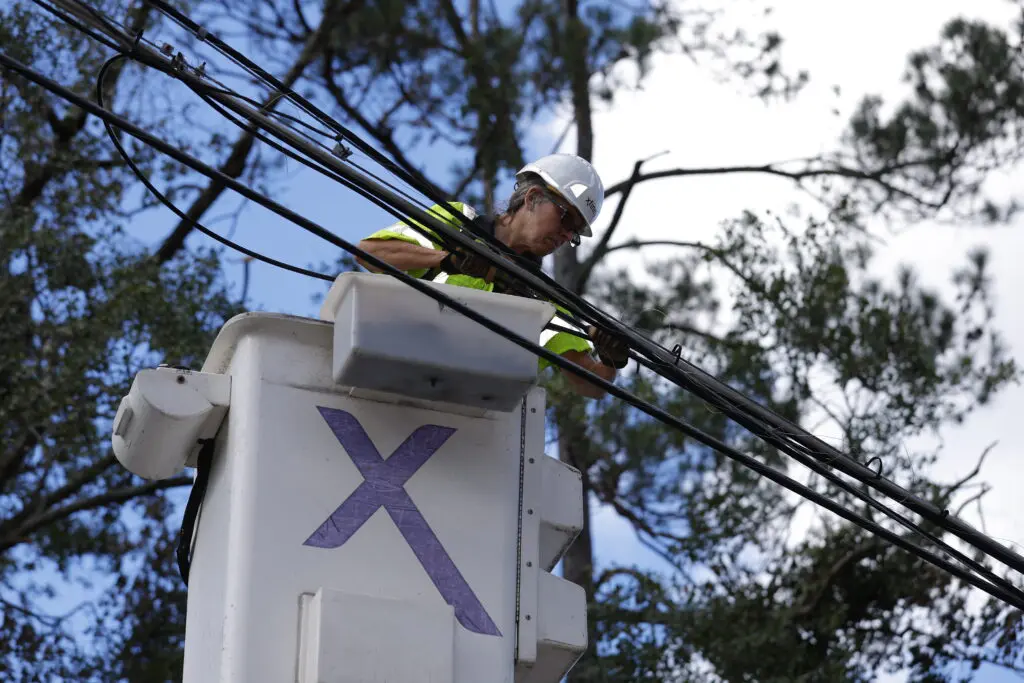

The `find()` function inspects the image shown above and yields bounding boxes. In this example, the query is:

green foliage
[844,16,1024,224]
[546,200,1021,680]
[1,2,241,680]
[5,0,1024,681]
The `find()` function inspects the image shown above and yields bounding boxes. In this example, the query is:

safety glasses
[544,192,584,247]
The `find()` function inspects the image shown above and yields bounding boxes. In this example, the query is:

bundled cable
[11,0,1024,610]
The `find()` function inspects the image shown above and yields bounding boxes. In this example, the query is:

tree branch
[437,0,472,51]
[601,156,949,209]
[0,455,117,546]
[944,440,998,496]
[11,3,152,212]
[292,0,313,34]
[593,238,776,312]
[577,151,668,291]
[659,322,745,349]
[0,475,193,555]
[792,540,885,619]
[953,485,991,520]
[600,238,715,257]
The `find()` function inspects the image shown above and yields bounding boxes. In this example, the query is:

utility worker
[356,153,629,399]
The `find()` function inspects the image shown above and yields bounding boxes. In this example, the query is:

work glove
[442,246,534,297]
[589,325,630,369]
[440,246,499,283]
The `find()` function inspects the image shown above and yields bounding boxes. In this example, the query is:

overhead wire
[52,0,602,327]
[30,0,121,50]
[6,47,1024,611]
[32,0,1024,593]
[135,0,549,263]
[132,24,1024,589]
[16,1,1024,607]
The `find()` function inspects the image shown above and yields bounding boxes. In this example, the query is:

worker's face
[518,187,585,256]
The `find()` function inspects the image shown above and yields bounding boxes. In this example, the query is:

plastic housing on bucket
[319,273,556,412]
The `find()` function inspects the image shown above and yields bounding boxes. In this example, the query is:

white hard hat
[516,153,604,237]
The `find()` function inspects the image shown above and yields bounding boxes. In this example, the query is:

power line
[15,1,1024,609]
[5,48,1024,611]
[28,0,1024,595]
[116,14,1024,587]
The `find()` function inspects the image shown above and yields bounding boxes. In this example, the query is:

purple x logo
[304,407,501,637]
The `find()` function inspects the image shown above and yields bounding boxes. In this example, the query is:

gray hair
[499,172,550,218]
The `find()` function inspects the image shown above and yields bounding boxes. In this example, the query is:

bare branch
[286,0,312,34]
[601,156,951,209]
[600,238,715,257]
[9,2,152,212]
[0,455,117,545]
[944,440,998,495]
[0,475,194,555]
[954,486,991,519]
[577,151,668,290]
[659,322,745,349]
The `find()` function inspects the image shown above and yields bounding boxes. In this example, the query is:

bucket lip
[201,311,331,375]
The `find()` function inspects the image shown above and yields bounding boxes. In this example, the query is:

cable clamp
[332,140,353,160]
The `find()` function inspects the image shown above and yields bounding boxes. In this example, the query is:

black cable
[28,5,1024,593]
[187,80,590,320]
[168,45,1024,602]
[176,437,215,585]
[77,0,601,405]
[185,84,465,259]
[603,321,1024,598]
[542,314,1013,609]
[184,76,555,298]
[196,83,339,139]
[6,49,1023,609]
[29,0,122,51]
[190,75,563,288]
[67,5,1024,587]
[25,3,1024,598]
[632,342,1024,575]
[171,41,1024,586]
[189,81,593,340]
[139,0,525,257]
[190,79,462,255]
[47,0,601,341]
[41,0,626,361]
[161,61,616,330]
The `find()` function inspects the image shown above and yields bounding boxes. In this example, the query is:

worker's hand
[440,246,499,282]
[588,325,630,369]
[490,272,533,297]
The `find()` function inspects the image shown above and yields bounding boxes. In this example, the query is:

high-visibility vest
[363,202,592,370]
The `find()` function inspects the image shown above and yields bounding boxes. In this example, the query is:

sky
[30,0,1024,680]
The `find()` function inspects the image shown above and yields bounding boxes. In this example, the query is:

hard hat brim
[518,168,595,238]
